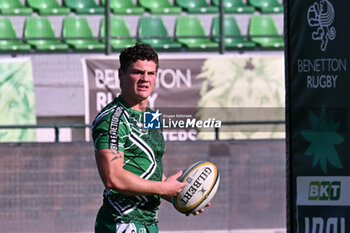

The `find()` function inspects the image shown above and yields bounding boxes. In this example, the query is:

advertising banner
[0,58,36,142]
[82,55,284,141]
[285,0,350,232]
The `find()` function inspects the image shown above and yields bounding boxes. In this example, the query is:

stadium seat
[212,0,255,13]
[0,18,31,51]
[138,16,182,51]
[27,0,70,15]
[211,16,255,49]
[63,17,105,51]
[248,0,283,13]
[101,0,144,14]
[248,16,284,49]
[64,0,104,14]
[139,0,182,14]
[175,16,218,51]
[100,17,135,51]
[175,0,218,13]
[0,0,33,15]
[24,17,69,51]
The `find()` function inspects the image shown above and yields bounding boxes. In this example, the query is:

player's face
[120,60,157,103]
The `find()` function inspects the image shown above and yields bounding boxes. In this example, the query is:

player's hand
[186,203,211,216]
[162,170,186,197]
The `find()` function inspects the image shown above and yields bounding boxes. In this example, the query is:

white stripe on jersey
[129,131,156,180]
[121,110,131,130]
[91,106,117,130]
[123,195,148,215]
[116,223,137,233]
[120,109,157,179]
[109,196,147,217]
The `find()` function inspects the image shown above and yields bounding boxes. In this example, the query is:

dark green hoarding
[285,0,350,233]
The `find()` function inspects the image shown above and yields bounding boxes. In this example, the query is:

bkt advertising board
[285,0,350,233]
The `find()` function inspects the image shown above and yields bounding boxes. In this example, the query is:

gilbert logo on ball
[172,161,220,214]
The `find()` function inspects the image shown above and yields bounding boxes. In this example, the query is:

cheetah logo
[307,0,336,51]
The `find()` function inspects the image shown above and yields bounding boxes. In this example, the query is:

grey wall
[0,139,286,232]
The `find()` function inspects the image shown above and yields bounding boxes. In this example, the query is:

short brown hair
[119,43,159,72]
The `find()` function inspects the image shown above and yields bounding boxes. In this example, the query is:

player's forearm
[105,169,185,197]
[106,169,166,196]
[161,174,175,202]
[95,149,165,195]
[95,149,184,197]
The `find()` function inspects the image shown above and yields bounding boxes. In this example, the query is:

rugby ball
[172,161,220,214]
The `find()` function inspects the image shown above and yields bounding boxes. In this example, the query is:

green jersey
[92,96,165,225]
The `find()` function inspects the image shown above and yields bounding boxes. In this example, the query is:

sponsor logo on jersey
[109,105,124,149]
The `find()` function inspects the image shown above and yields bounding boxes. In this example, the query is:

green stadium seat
[24,17,69,51]
[100,17,135,51]
[27,0,70,15]
[0,18,31,51]
[211,16,255,49]
[176,0,218,13]
[139,0,182,14]
[64,0,104,14]
[138,16,182,51]
[101,0,144,14]
[212,0,255,13]
[248,16,284,49]
[63,17,105,51]
[248,0,283,13]
[0,0,33,15]
[175,16,218,51]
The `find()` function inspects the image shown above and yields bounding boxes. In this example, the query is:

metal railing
[0,123,91,143]
[0,121,285,142]
[214,120,285,140]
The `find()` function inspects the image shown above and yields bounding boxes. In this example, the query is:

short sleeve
[92,106,129,151]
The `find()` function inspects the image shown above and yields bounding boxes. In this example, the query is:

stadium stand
[101,0,145,14]
[64,0,104,14]
[0,0,33,15]
[24,17,69,51]
[212,0,255,13]
[249,15,284,49]
[137,16,182,51]
[175,0,218,14]
[63,16,105,51]
[100,17,136,51]
[175,16,219,50]
[248,0,283,13]
[211,16,256,49]
[0,17,31,51]
[27,0,71,15]
[139,0,182,14]
[0,0,284,53]
[0,2,286,231]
